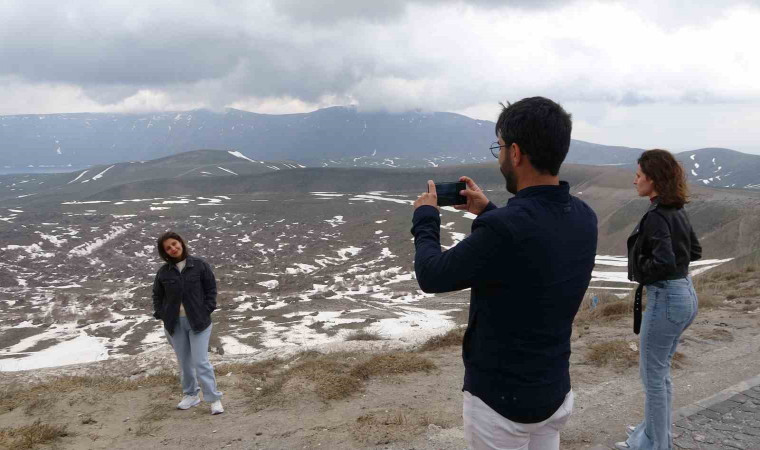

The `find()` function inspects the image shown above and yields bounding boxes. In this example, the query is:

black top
[152,255,217,334]
[411,182,598,423]
[627,199,702,285]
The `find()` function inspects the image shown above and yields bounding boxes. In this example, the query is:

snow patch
[228,150,256,163]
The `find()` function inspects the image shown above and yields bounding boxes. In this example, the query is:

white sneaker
[211,399,224,415]
[177,394,201,410]
[626,425,636,435]
[614,442,631,450]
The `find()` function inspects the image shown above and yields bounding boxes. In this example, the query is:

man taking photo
[411,96,598,449]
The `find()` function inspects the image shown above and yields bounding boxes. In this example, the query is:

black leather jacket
[627,199,702,285]
[152,255,217,334]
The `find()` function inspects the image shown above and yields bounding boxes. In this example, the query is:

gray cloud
[270,0,570,25]
[0,2,251,86]
[0,0,758,116]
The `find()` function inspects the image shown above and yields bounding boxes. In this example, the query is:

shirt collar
[512,181,571,201]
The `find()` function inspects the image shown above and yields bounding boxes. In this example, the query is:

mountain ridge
[2,107,759,189]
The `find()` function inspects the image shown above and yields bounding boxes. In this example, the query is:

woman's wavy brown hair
[638,149,689,208]
[156,231,188,263]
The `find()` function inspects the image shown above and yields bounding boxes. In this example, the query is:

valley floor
[2,272,760,450]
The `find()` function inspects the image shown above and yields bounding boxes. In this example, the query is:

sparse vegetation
[137,403,173,425]
[345,329,383,341]
[351,409,453,445]
[225,350,437,410]
[0,372,177,414]
[696,328,734,342]
[575,291,637,324]
[694,266,759,309]
[696,292,724,309]
[22,398,55,416]
[417,327,465,352]
[0,420,68,449]
[672,351,687,369]
[350,353,436,380]
[586,339,687,371]
[586,339,639,369]
[134,422,162,437]
[214,358,281,378]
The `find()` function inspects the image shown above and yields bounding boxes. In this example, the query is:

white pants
[463,390,574,450]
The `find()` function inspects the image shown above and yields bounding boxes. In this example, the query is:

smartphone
[430,181,466,206]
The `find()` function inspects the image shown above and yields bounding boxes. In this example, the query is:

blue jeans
[166,317,222,402]
[627,277,697,450]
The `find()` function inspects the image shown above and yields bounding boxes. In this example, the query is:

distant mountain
[2,147,759,259]
[0,149,299,203]
[565,140,643,166]
[564,144,760,190]
[675,148,760,190]
[1,107,758,190]
[0,107,494,169]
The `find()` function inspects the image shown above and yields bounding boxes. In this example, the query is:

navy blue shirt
[412,182,597,423]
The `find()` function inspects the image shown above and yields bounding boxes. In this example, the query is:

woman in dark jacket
[152,231,224,415]
[617,150,701,450]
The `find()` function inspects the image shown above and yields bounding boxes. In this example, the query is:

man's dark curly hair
[495,96,572,176]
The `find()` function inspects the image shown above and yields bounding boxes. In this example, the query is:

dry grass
[586,339,639,369]
[417,327,465,352]
[289,355,362,401]
[345,329,384,341]
[214,358,281,378]
[134,422,162,437]
[575,291,638,324]
[694,267,759,309]
[236,350,436,410]
[350,353,436,380]
[137,403,173,424]
[0,420,68,449]
[697,293,725,309]
[695,328,734,342]
[22,397,55,416]
[586,339,688,371]
[672,351,687,369]
[0,372,178,414]
[351,409,454,445]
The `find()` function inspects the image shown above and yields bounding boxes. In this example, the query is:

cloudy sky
[2,0,759,153]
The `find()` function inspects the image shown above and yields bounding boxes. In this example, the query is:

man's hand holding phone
[454,176,490,216]
[414,180,440,211]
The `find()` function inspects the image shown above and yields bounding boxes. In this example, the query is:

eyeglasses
[489,142,507,159]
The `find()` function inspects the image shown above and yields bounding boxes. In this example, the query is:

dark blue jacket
[412,182,597,423]
[152,255,217,335]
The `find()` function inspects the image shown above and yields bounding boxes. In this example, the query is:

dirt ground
[2,270,760,449]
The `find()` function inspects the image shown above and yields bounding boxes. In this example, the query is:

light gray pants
[166,317,222,402]
[463,390,574,450]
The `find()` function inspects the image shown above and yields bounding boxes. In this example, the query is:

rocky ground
[0,172,756,449]
[0,187,686,373]
[0,265,759,449]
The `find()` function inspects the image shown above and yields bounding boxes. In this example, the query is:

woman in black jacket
[152,231,224,415]
[617,150,701,450]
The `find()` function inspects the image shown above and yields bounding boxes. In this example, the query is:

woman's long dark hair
[638,149,689,208]
[156,231,188,263]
